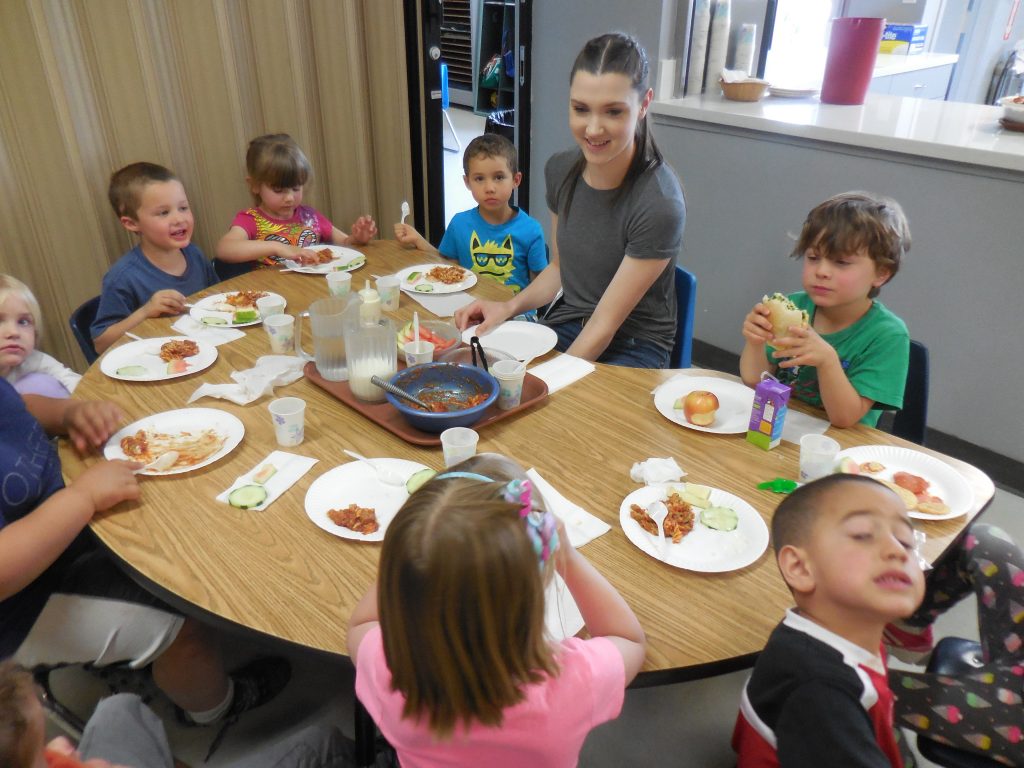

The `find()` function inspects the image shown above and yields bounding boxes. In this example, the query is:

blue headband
[435,472,560,565]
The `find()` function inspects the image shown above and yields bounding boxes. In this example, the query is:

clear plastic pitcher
[345,317,397,402]
[296,295,357,381]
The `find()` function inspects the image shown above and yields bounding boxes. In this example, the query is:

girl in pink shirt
[348,453,646,768]
[215,133,377,273]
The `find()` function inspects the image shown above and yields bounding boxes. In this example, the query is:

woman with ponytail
[456,32,686,367]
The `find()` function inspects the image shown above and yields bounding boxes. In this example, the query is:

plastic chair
[671,265,697,369]
[890,340,929,445]
[440,62,460,154]
[68,296,100,364]
[915,637,1002,767]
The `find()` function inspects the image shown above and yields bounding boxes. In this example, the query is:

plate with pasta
[100,336,217,381]
[397,263,477,294]
[282,245,366,274]
[619,484,769,572]
[103,408,244,476]
[304,458,432,541]
[189,291,285,327]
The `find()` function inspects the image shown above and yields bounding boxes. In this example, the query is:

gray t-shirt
[544,149,686,352]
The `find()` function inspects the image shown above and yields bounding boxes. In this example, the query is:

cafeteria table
[59,239,995,685]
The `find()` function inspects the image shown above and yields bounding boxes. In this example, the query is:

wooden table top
[60,240,995,682]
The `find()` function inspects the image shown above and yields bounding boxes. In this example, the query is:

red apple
[679,390,719,426]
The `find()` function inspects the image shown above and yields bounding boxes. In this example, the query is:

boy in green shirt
[740,192,911,427]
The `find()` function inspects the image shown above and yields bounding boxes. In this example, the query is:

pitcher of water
[345,317,397,402]
[296,295,357,381]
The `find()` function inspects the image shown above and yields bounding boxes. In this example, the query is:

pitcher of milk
[345,317,397,402]
[296,295,357,381]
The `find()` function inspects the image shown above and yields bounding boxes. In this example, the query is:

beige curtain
[0,0,411,370]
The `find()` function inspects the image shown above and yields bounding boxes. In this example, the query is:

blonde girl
[456,32,686,368]
[216,133,377,273]
[0,275,80,397]
[348,453,645,767]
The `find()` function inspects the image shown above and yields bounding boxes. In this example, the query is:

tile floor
[44,486,1023,767]
[442,106,485,228]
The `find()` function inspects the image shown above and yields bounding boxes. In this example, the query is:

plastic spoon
[400,200,410,224]
[135,451,179,474]
[413,311,420,344]
[342,449,405,486]
[646,499,669,558]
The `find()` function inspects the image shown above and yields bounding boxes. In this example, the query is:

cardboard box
[879,24,927,55]
[746,376,792,451]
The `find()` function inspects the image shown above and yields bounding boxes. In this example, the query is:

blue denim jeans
[544,319,670,369]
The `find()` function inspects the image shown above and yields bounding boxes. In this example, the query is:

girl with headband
[348,453,646,766]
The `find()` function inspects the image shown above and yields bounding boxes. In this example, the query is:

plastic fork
[400,200,410,224]
[343,449,405,486]
[646,499,669,558]
[135,451,179,474]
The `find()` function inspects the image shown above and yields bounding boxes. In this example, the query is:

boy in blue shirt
[394,134,547,296]
[91,162,218,353]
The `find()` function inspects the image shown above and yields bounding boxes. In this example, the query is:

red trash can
[820,17,885,105]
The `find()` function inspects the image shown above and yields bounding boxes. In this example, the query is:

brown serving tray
[305,361,549,446]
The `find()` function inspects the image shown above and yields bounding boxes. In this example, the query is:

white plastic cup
[404,340,435,367]
[440,427,479,468]
[491,359,527,410]
[376,275,401,312]
[268,397,306,446]
[264,314,296,354]
[799,434,841,482]
[326,271,352,297]
[256,295,285,318]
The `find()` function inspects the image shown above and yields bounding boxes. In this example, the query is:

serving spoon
[370,375,431,410]
[343,449,405,486]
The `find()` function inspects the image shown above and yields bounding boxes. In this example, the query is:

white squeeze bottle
[359,281,381,326]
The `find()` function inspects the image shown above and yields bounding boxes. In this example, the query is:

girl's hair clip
[501,478,559,566]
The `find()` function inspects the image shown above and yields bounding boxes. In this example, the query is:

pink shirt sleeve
[308,207,334,241]
[230,209,258,239]
[555,636,626,728]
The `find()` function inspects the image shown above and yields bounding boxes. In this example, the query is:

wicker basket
[719,78,770,102]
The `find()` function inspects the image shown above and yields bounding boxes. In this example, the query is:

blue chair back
[890,340,929,445]
[68,296,100,364]
[440,62,450,110]
[671,265,697,368]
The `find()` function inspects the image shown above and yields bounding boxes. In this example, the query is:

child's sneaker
[883,621,934,665]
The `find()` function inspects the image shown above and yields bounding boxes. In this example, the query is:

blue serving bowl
[386,363,499,433]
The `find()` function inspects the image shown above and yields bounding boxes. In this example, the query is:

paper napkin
[171,315,245,345]
[216,451,318,511]
[403,290,475,318]
[545,574,584,641]
[630,457,687,485]
[781,410,831,444]
[526,468,610,548]
[529,354,596,394]
[188,355,306,405]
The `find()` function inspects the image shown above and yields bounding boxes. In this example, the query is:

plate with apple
[653,376,755,434]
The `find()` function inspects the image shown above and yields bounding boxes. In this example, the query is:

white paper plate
[104,408,244,476]
[189,292,286,328]
[397,263,477,294]
[769,86,819,98]
[304,459,431,541]
[653,376,755,434]
[619,484,769,572]
[835,445,972,521]
[283,244,366,274]
[462,321,558,362]
[100,337,217,381]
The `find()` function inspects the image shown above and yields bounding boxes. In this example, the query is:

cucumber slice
[414,284,434,293]
[228,485,268,509]
[700,505,738,532]
[115,365,148,377]
[406,468,437,494]
[233,309,258,323]
[201,316,228,326]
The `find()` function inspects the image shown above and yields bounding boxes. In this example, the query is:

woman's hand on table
[63,400,124,452]
[454,299,514,334]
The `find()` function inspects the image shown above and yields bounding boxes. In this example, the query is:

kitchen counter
[651,92,1024,173]
[872,52,959,78]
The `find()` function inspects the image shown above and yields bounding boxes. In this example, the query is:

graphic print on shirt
[246,208,319,264]
[470,232,517,290]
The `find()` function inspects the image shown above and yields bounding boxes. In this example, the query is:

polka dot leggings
[891,524,1024,766]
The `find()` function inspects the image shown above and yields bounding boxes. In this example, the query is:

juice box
[746,374,792,451]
